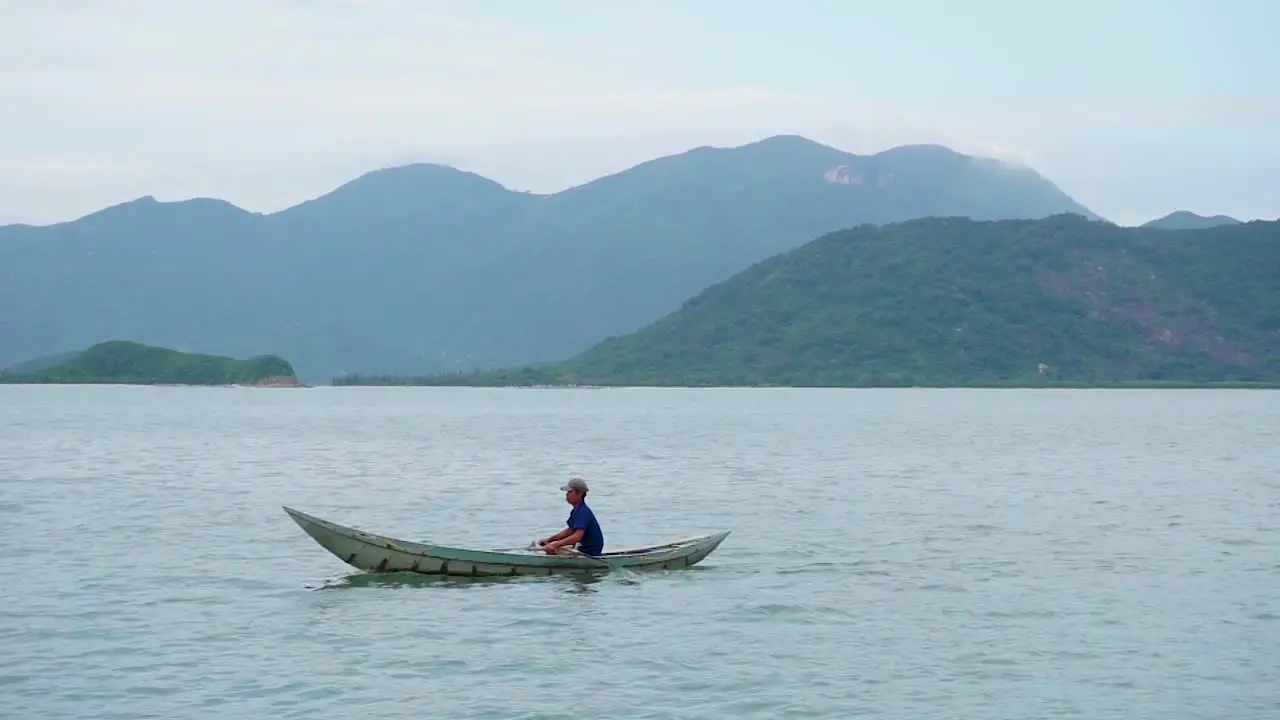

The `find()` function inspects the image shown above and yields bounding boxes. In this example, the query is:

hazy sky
[2,0,1276,226]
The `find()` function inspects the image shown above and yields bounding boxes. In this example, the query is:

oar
[560,546,612,567]
[499,542,636,578]
[486,543,542,553]
[558,546,638,578]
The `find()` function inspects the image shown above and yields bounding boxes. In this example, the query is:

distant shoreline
[323,379,1280,390]
[6,372,1277,390]
[3,381,1276,390]
[0,380,308,388]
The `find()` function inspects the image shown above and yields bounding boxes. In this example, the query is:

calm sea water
[1,386,1277,719]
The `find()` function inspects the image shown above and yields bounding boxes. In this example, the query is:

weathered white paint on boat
[282,505,731,577]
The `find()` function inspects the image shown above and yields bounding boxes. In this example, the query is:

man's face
[565,488,582,505]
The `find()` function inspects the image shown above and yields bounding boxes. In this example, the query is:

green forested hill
[0,341,300,386]
[349,215,1280,387]
[0,136,1096,382]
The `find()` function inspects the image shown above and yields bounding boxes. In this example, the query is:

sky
[1,0,1277,226]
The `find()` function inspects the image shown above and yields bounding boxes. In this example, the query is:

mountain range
[0,134,1240,383]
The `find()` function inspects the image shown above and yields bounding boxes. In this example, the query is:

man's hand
[542,542,560,554]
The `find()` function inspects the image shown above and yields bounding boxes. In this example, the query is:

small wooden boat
[282,506,731,577]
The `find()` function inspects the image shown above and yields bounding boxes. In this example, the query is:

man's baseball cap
[560,477,589,493]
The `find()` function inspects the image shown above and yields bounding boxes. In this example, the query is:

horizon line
[0,133,1262,229]
[2,133,1036,228]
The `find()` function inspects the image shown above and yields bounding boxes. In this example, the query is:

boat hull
[282,506,730,577]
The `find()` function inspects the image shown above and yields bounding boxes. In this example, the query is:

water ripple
[1,385,1278,719]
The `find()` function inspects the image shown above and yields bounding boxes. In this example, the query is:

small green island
[0,340,303,387]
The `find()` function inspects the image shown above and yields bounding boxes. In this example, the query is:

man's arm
[544,528,584,552]
[539,528,573,545]
[545,509,590,552]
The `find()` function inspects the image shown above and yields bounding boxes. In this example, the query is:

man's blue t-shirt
[567,503,604,556]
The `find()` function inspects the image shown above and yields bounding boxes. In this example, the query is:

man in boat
[537,476,605,556]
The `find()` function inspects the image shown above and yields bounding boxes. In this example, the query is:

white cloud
[0,158,137,182]
[0,3,1276,226]
[0,2,863,222]
[1,2,836,179]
